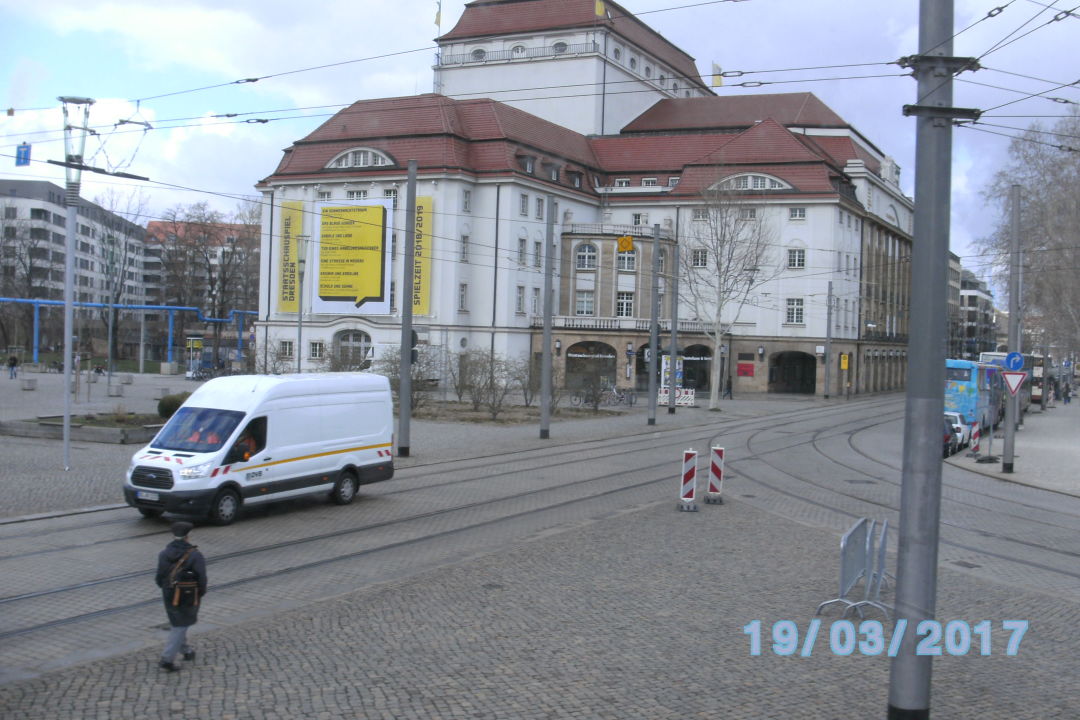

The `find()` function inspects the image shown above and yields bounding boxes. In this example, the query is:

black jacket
[155,539,208,627]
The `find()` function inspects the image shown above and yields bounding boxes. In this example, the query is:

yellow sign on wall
[412,197,432,315]
[840,353,849,371]
[312,204,391,314]
[277,200,303,313]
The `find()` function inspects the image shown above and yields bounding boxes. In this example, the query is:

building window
[739,207,757,220]
[471,48,486,61]
[518,237,528,265]
[535,197,544,220]
[659,74,667,86]
[641,177,658,187]
[318,191,332,200]
[629,57,637,70]
[460,235,470,262]
[346,190,367,200]
[645,66,653,78]
[546,165,559,181]
[462,190,471,213]
[668,176,680,187]
[616,291,634,317]
[569,173,583,188]
[310,341,325,360]
[632,212,649,226]
[614,178,630,187]
[532,287,541,314]
[335,330,372,368]
[575,243,597,270]
[553,41,568,54]
[328,148,392,169]
[383,189,398,208]
[278,340,294,359]
[512,45,526,58]
[787,249,806,269]
[458,283,468,311]
[534,240,542,267]
[516,285,526,313]
[671,82,679,93]
[786,298,804,324]
[789,207,806,220]
[658,248,666,274]
[691,249,708,268]
[3,207,15,219]
[692,208,709,221]
[575,290,595,316]
[520,193,529,216]
[617,250,636,271]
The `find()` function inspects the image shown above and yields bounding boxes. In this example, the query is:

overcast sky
[2,0,1078,284]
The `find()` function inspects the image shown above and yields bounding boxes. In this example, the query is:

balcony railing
[565,223,673,240]
[531,315,709,333]
[439,42,600,66]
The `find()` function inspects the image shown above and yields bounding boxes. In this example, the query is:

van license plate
[136,491,159,501]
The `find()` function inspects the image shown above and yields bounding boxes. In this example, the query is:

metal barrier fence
[848,519,892,619]
[816,518,871,617]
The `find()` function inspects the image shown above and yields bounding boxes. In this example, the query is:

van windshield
[153,407,246,452]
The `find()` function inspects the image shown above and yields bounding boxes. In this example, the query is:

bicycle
[601,387,637,406]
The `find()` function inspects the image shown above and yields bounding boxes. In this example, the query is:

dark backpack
[167,548,201,608]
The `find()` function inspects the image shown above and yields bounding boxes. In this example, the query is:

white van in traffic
[123,373,395,525]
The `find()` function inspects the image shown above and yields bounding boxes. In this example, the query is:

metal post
[59,96,94,472]
[825,281,833,399]
[540,194,555,439]
[889,2,966,716]
[667,239,679,414]
[647,224,660,425]
[295,233,309,375]
[139,310,145,374]
[398,161,417,457]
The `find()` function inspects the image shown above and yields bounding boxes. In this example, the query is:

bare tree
[0,201,53,351]
[978,110,1080,352]
[93,189,150,365]
[678,179,781,409]
[371,346,438,410]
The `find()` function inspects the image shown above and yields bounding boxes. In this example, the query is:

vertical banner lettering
[412,196,432,315]
[277,200,303,313]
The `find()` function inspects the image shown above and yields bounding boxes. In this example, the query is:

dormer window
[546,164,559,181]
[520,156,535,174]
[641,178,658,187]
[614,178,630,187]
[568,172,583,188]
[327,148,393,169]
[719,174,790,191]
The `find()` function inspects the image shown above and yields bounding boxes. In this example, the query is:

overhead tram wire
[976,1,1079,61]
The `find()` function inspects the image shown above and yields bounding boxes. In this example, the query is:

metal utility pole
[667,240,679,414]
[1002,185,1021,473]
[647,224,661,426]
[889,3,978,717]
[824,280,833,399]
[59,96,94,471]
[540,194,555,439]
[398,160,418,457]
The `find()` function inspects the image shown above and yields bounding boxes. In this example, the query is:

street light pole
[59,96,94,472]
[295,235,308,373]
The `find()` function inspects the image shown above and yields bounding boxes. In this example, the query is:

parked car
[943,416,959,458]
[944,411,971,449]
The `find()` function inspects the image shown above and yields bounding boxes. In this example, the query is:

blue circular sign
[1005,352,1024,371]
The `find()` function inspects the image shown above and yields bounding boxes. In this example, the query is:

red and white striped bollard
[678,448,698,512]
[705,446,724,504]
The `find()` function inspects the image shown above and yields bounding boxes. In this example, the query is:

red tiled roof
[439,0,708,91]
[621,92,848,133]
[694,118,826,166]
[588,134,735,172]
[794,134,882,175]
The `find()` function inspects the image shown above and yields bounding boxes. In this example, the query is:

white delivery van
[123,373,394,525]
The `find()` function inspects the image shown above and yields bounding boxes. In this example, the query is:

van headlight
[180,462,213,479]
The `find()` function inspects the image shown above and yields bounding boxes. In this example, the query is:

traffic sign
[617,235,634,252]
[1003,371,1026,396]
[1005,352,1023,371]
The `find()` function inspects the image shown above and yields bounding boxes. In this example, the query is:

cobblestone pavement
[1,373,1078,717]
[0,494,1075,718]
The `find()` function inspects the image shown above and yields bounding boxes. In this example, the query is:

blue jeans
[162,626,191,664]
[7,366,15,379]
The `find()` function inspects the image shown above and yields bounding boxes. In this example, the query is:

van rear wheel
[208,489,240,525]
[331,470,358,505]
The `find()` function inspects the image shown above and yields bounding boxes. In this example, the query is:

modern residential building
[0,179,154,361]
[959,269,996,360]
[254,0,913,396]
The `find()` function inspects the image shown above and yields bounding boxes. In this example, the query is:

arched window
[717,173,791,191]
[333,330,373,370]
[471,48,486,61]
[511,45,526,58]
[553,41,568,54]
[575,243,597,270]
[327,148,394,170]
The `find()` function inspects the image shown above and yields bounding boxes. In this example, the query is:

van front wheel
[208,489,241,525]
[331,470,358,505]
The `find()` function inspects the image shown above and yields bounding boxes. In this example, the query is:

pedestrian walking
[1064,384,1071,405]
[722,377,733,399]
[155,521,207,672]
[7,355,16,379]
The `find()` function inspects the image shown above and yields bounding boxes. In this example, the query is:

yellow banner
[278,200,303,313]
[317,205,387,308]
[412,197,432,315]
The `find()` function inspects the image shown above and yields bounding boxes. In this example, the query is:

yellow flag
[711,62,723,87]
[595,0,606,17]
[435,0,442,27]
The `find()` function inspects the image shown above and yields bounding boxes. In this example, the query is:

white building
[254,0,913,396]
